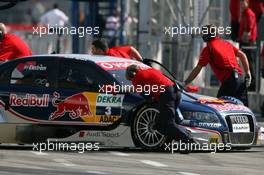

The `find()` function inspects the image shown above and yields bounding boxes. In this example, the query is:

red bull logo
[9,94,49,107]
[49,92,93,120]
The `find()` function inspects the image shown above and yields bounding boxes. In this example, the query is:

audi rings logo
[231,115,248,124]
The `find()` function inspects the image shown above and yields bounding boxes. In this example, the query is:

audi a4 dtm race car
[0,54,261,150]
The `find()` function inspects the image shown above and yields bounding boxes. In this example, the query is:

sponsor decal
[208,103,251,112]
[198,97,251,112]
[209,136,220,144]
[96,94,124,117]
[99,115,118,123]
[96,94,123,105]
[48,92,123,124]
[198,98,225,104]
[232,123,250,133]
[96,61,149,71]
[9,93,49,107]
[24,64,47,71]
[86,131,120,138]
[49,92,93,120]
[197,123,222,128]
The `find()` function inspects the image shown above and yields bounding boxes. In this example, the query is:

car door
[52,59,125,126]
[0,57,58,123]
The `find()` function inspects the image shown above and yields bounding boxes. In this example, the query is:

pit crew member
[91,39,143,61]
[125,64,193,146]
[0,23,32,62]
[184,25,251,106]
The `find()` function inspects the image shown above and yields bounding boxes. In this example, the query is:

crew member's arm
[184,65,203,85]
[130,46,143,61]
[184,47,209,85]
[243,10,254,40]
[236,50,251,76]
[0,44,13,62]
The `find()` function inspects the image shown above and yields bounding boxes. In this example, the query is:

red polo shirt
[132,68,174,101]
[239,8,257,42]
[230,0,241,22]
[0,33,32,62]
[106,46,132,59]
[198,38,242,83]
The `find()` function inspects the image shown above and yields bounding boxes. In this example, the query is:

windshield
[108,69,132,85]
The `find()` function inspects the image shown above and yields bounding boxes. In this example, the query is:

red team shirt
[106,46,132,58]
[0,33,32,61]
[198,38,242,83]
[239,7,257,42]
[132,68,174,101]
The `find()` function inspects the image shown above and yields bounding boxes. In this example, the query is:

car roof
[26,54,140,63]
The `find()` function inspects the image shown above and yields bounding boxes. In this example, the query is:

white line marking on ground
[31,151,48,156]
[108,151,131,157]
[86,171,107,175]
[140,160,168,167]
[53,158,76,167]
[178,172,201,175]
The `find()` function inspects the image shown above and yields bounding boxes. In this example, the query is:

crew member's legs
[230,20,239,41]
[235,77,248,106]
[217,73,248,106]
[156,86,191,142]
[241,43,256,91]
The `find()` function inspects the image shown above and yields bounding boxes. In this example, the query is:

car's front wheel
[131,104,168,150]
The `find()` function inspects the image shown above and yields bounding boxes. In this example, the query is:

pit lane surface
[1,121,263,175]
[0,145,263,175]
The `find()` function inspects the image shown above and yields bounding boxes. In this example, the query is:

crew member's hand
[242,32,250,43]
[142,59,152,66]
[245,73,252,88]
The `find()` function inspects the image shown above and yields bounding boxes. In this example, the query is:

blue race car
[0,54,260,150]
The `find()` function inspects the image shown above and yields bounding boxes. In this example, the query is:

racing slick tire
[131,104,169,150]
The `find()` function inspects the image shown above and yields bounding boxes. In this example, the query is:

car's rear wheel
[131,104,168,150]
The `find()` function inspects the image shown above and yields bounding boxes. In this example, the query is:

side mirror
[186,85,199,93]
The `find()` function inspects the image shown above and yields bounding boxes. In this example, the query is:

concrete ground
[0,116,262,175]
[0,144,263,175]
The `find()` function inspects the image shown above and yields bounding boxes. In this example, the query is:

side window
[0,65,14,85]
[10,60,53,88]
[58,62,111,91]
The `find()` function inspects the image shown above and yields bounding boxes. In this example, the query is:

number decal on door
[105,106,111,116]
